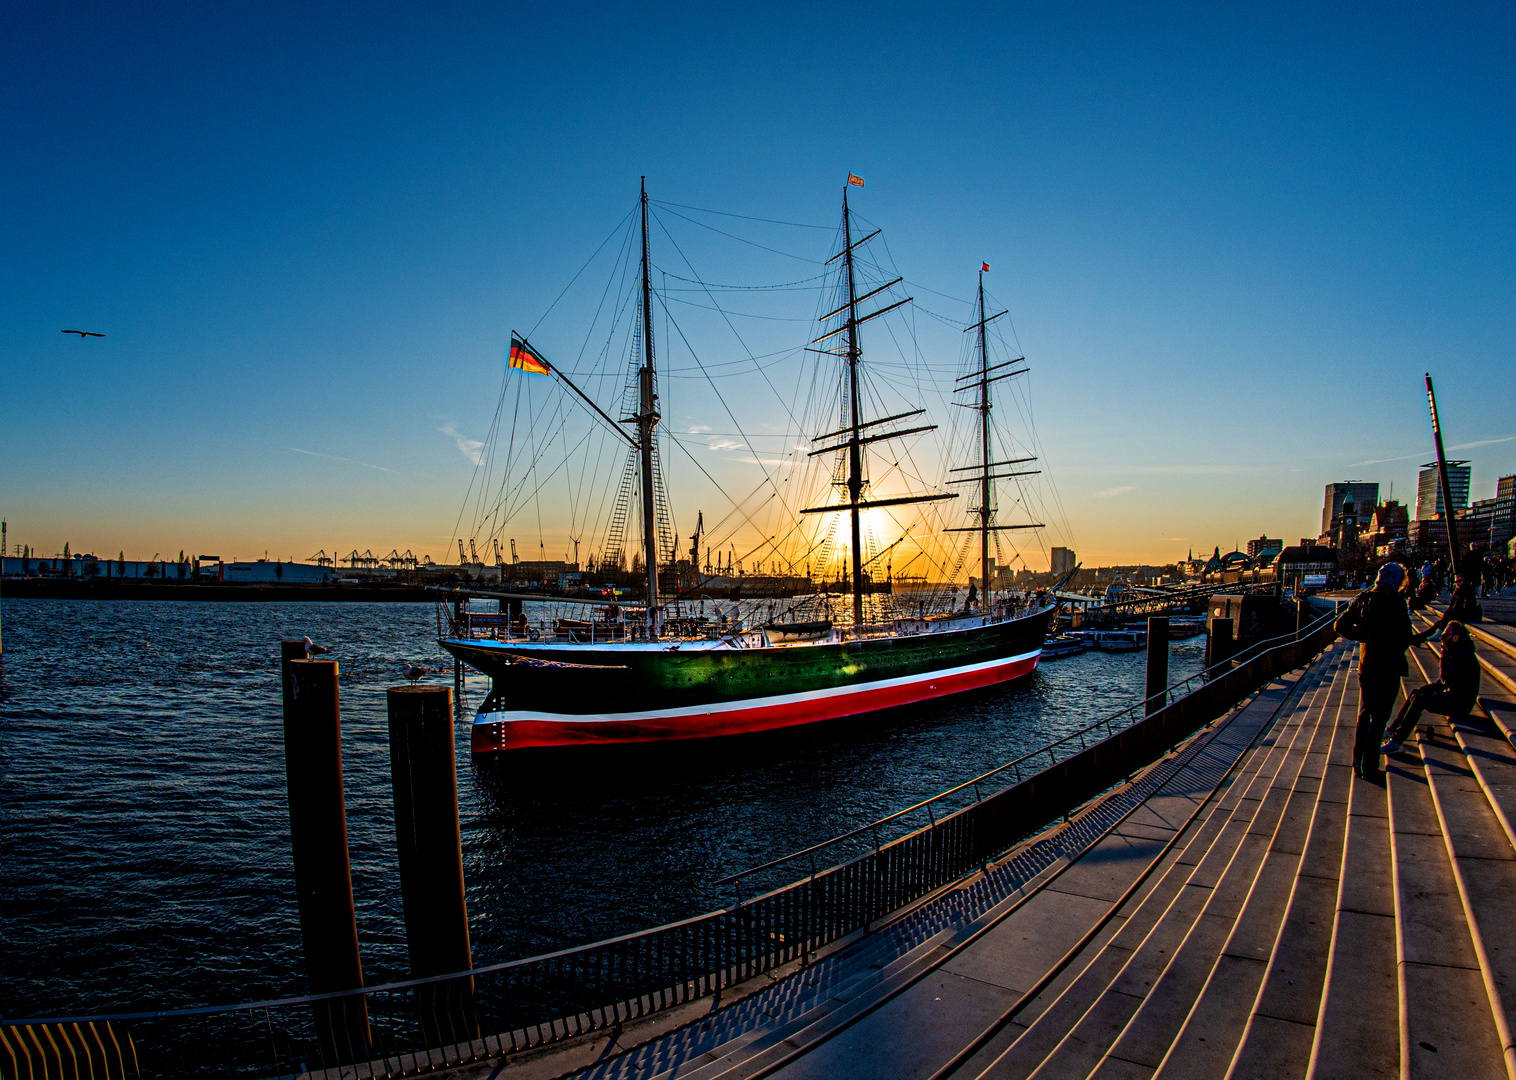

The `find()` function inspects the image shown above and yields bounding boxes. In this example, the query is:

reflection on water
[0,598,1201,1017]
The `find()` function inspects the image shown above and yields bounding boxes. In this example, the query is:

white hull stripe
[475,649,1042,727]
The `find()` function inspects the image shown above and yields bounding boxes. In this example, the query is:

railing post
[280,652,369,1063]
[1145,616,1169,715]
[387,684,477,1045]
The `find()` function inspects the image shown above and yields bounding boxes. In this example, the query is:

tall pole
[639,178,661,636]
[1425,373,1462,569]
[842,187,865,630]
[977,272,992,607]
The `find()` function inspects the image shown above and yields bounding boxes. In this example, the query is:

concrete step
[972,653,1352,1080]
[1483,697,1516,754]
[1386,732,1506,1079]
[1222,647,1358,1080]
[1149,652,1359,1080]
[1448,716,1516,884]
[1419,724,1516,1079]
[1004,654,1341,1080]
[1468,622,1516,666]
[634,668,1323,1080]
[1306,673,1399,1080]
[1085,657,1344,1079]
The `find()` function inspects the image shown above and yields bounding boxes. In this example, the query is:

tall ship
[442,179,1056,755]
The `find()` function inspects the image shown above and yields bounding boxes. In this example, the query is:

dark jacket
[1437,636,1482,711]
[1335,586,1413,676]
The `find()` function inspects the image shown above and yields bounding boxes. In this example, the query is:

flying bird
[61,330,105,338]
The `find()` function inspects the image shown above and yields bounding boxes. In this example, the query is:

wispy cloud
[438,423,484,467]
[719,455,792,467]
[1348,435,1512,468]
[708,438,744,452]
[290,447,391,473]
[1347,451,1424,467]
[1450,435,1515,452]
[1092,485,1136,498]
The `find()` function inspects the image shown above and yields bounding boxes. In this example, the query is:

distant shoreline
[0,579,437,602]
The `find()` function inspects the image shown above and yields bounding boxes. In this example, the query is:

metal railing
[1,612,1339,1080]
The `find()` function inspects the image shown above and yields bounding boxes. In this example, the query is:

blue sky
[2,2,1513,568]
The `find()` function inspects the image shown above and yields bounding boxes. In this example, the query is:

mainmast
[842,188,866,630]
[802,180,956,631]
[638,178,660,634]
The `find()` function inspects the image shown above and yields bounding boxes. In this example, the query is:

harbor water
[0,599,1204,1018]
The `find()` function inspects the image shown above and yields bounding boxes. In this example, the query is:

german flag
[508,335,550,376]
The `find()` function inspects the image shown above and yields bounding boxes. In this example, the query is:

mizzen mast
[945,265,1043,602]
[976,270,993,603]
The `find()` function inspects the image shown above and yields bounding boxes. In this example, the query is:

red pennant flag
[982,262,990,272]
[847,173,865,187]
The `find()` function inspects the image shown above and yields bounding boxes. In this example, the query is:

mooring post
[1207,617,1235,670]
[1145,616,1169,715]
[387,684,476,1044]
[452,599,465,697]
[280,651,368,1062]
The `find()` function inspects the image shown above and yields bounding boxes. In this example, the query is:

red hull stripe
[471,650,1040,753]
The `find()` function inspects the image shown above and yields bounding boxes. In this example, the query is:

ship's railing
[2,613,1338,1080]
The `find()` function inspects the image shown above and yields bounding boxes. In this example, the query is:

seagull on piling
[61,329,105,338]
[301,636,331,656]
[400,662,436,684]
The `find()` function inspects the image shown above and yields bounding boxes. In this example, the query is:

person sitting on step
[1382,620,1480,755]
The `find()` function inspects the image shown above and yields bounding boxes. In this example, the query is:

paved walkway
[454,612,1516,1080]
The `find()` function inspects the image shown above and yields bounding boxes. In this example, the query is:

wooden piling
[452,599,465,696]
[1145,616,1169,715]
[387,684,476,1044]
[1207,616,1235,670]
[280,653,368,1061]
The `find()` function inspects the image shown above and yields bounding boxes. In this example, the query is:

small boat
[1040,634,1089,659]
[1092,629,1146,652]
[1168,617,1206,639]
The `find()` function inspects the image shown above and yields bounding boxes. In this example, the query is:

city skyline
[4,4,1515,569]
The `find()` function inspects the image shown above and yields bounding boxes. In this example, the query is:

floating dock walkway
[472,600,1516,1080]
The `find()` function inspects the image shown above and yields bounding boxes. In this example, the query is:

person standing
[1335,562,1413,778]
